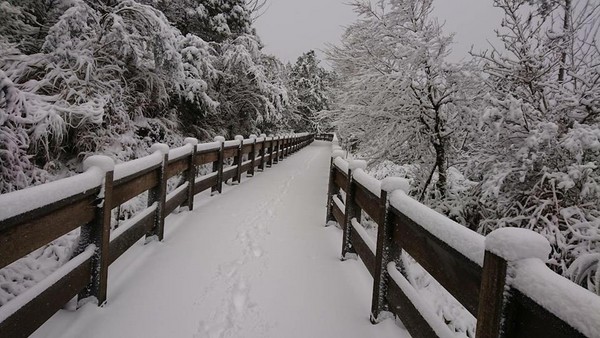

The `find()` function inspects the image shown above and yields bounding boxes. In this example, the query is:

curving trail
[33,141,409,338]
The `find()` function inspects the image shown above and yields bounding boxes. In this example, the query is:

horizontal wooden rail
[0,133,315,338]
[324,152,599,338]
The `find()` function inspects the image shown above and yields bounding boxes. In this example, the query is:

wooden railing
[0,133,314,338]
[314,133,334,141]
[325,147,600,337]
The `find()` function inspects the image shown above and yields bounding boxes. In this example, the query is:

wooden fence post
[325,151,344,226]
[273,136,280,164]
[77,156,114,306]
[212,136,225,195]
[147,143,168,242]
[475,228,551,337]
[370,178,409,323]
[341,160,366,259]
[234,135,244,184]
[259,134,267,171]
[183,137,198,211]
[248,134,257,177]
[268,135,275,167]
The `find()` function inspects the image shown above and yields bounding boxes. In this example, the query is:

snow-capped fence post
[212,136,225,194]
[341,160,366,259]
[248,135,257,177]
[78,155,115,306]
[268,135,275,167]
[280,136,286,160]
[476,228,551,337]
[147,143,169,242]
[234,135,244,184]
[183,138,198,211]
[370,178,410,324]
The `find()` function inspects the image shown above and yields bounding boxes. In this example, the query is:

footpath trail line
[33,141,408,338]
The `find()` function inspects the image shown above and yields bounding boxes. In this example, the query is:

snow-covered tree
[287,50,333,133]
[470,0,600,294]
[327,0,483,202]
[141,0,254,43]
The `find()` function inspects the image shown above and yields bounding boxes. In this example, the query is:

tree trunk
[558,0,572,83]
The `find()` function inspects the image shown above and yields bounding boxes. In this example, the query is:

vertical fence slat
[341,167,359,259]
[147,144,168,242]
[212,137,224,194]
[77,155,114,306]
[249,137,256,177]
[184,138,198,211]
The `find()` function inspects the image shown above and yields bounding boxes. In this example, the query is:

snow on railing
[324,141,599,338]
[0,132,315,337]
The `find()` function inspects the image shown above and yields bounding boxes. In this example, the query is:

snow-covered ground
[32,141,409,338]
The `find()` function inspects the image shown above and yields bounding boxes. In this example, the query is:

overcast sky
[254,0,504,65]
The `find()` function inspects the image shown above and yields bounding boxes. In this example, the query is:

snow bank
[381,177,410,194]
[485,228,550,262]
[0,167,105,222]
[334,157,349,173]
[114,152,163,181]
[389,191,485,266]
[353,168,381,198]
[351,218,376,254]
[0,245,96,323]
[387,262,456,338]
[511,259,600,338]
[196,141,221,152]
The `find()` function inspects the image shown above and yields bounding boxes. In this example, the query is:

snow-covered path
[33,141,408,338]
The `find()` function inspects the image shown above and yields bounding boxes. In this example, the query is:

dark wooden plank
[112,169,160,207]
[334,168,349,192]
[476,251,507,337]
[109,211,155,264]
[165,157,189,179]
[502,289,586,338]
[240,161,252,174]
[0,256,92,338]
[195,151,219,165]
[223,147,237,159]
[0,195,97,270]
[350,226,376,278]
[387,274,439,338]
[241,143,253,155]
[222,166,237,181]
[0,187,99,233]
[164,186,188,216]
[353,181,382,223]
[333,202,345,227]
[194,174,218,194]
[390,209,482,316]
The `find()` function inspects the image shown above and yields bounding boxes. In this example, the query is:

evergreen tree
[288,50,332,133]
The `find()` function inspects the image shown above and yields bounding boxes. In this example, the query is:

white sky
[254,0,504,65]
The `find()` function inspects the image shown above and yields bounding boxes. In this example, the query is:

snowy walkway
[33,141,408,338]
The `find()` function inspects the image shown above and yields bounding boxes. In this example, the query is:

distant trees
[287,50,333,133]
